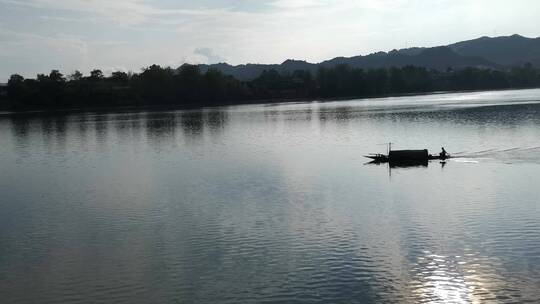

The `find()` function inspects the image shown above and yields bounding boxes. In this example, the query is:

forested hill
[2,34,540,111]
[2,64,540,111]
[448,34,540,67]
[200,34,540,81]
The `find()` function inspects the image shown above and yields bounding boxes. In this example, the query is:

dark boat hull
[365,150,450,163]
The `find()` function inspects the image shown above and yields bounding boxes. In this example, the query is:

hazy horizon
[1,0,540,82]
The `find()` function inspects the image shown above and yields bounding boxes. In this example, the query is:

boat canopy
[388,149,429,161]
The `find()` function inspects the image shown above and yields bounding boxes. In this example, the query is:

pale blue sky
[1,0,539,81]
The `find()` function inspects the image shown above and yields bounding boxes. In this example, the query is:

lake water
[1,89,540,303]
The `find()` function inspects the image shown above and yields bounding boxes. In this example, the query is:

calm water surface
[1,89,540,303]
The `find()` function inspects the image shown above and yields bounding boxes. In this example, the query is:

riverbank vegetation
[2,64,540,110]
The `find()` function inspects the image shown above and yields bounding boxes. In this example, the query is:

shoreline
[1,86,539,116]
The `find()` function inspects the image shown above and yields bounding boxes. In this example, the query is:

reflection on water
[1,89,540,303]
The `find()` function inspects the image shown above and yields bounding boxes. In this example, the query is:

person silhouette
[440,147,447,159]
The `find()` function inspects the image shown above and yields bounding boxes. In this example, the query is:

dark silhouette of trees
[89,69,104,81]
[509,63,538,87]
[4,63,540,111]
[69,71,83,81]
[7,74,25,98]
[133,64,175,104]
[49,70,65,83]
[111,71,129,83]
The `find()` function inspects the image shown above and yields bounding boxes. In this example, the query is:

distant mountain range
[199,34,540,80]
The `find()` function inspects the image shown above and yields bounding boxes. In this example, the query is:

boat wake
[451,146,540,164]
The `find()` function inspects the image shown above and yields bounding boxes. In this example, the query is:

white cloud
[194,48,226,64]
[267,0,329,9]
[1,0,208,25]
[0,28,87,56]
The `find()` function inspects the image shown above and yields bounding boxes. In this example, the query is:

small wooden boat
[365,149,450,163]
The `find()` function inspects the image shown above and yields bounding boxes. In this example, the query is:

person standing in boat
[440,147,447,159]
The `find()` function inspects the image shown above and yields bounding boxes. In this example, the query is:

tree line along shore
[1,63,540,111]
